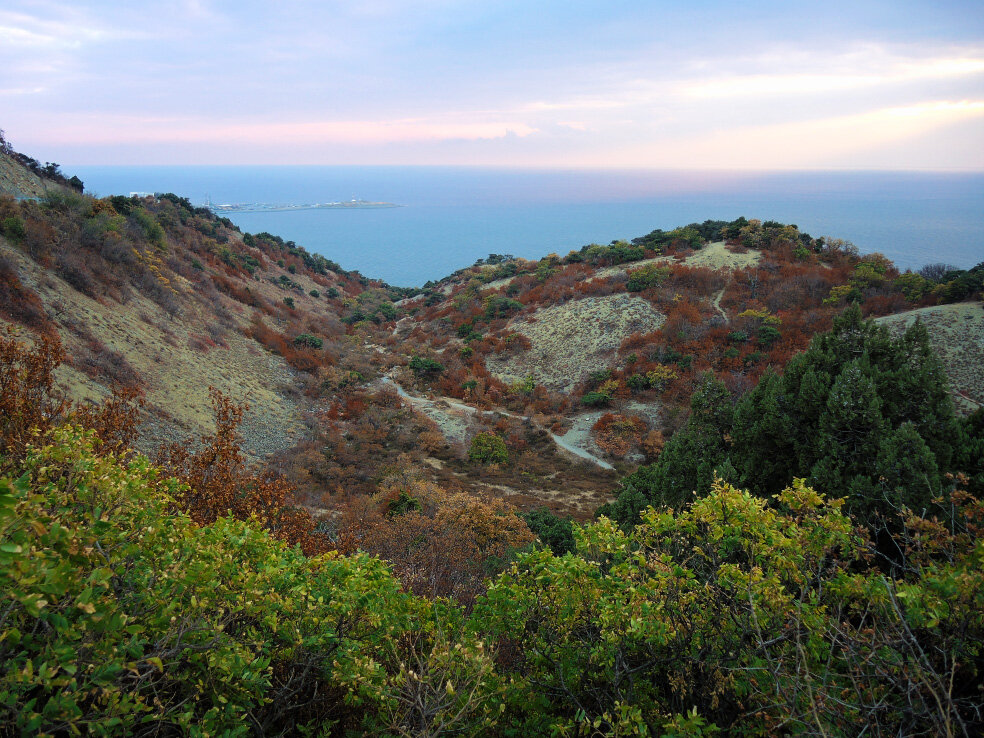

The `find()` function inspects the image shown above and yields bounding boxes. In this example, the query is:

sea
[70,166,984,287]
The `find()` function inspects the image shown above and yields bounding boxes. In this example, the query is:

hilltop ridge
[2,140,984,736]
[1,141,982,518]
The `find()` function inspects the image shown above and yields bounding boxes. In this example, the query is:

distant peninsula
[206,198,400,213]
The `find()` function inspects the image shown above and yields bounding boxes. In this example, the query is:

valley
[2,141,984,737]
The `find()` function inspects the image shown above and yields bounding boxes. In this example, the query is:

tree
[610,305,970,541]
[522,507,576,555]
[410,354,444,378]
[468,432,508,465]
[606,373,733,526]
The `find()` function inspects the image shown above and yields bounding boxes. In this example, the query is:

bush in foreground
[3,429,981,736]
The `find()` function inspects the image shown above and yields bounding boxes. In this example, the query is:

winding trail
[380,376,615,470]
[711,282,729,323]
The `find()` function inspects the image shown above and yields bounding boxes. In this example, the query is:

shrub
[580,391,610,407]
[0,426,416,735]
[293,333,324,349]
[0,329,66,462]
[626,264,670,292]
[468,432,508,464]
[409,355,444,377]
[0,215,25,242]
[483,295,523,320]
[522,507,575,555]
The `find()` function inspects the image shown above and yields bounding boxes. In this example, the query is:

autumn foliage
[157,388,327,555]
[329,462,534,606]
[592,413,647,458]
[0,328,66,462]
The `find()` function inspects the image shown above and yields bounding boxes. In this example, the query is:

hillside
[2,143,984,737]
[1,145,983,523]
[877,302,984,413]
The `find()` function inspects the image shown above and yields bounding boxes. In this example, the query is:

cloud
[0,8,133,49]
[601,99,984,169]
[684,52,984,99]
[31,115,539,146]
[0,86,46,96]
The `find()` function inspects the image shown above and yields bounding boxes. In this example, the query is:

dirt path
[380,376,615,470]
[711,282,729,323]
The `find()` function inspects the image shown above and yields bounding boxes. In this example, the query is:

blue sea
[70,166,983,287]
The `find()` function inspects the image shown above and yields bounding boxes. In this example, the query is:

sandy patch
[556,410,607,460]
[486,293,666,393]
[590,241,761,283]
[1,243,307,459]
[876,302,984,413]
[682,241,762,270]
[0,153,70,200]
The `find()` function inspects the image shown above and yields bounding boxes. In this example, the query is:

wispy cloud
[598,99,984,169]
[685,51,984,99]
[0,86,46,96]
[32,115,539,146]
[4,2,983,169]
[0,8,140,48]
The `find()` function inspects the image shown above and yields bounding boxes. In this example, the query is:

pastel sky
[2,0,983,169]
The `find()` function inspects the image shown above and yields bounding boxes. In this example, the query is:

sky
[2,0,983,169]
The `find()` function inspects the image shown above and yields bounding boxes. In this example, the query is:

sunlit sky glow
[2,0,983,169]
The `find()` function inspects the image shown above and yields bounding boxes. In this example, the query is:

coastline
[209,199,400,214]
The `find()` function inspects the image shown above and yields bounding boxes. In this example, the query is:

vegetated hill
[0,144,402,460]
[0,143,617,521]
[2,138,982,523]
[877,301,984,413]
[397,218,983,472]
[3,143,984,736]
[0,134,81,200]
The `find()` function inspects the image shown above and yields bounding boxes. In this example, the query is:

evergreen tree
[731,369,796,494]
[603,374,733,527]
[605,305,970,539]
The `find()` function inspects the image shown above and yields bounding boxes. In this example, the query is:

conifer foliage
[607,305,978,540]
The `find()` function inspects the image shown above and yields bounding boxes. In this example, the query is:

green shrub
[484,295,523,320]
[409,355,444,377]
[521,508,575,555]
[468,432,508,464]
[626,265,670,292]
[0,216,25,242]
[580,391,610,407]
[0,427,415,735]
[293,333,323,349]
[757,324,782,346]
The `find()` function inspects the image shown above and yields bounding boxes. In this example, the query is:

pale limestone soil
[682,241,762,270]
[1,241,308,459]
[590,241,762,282]
[876,302,984,413]
[380,376,615,470]
[473,243,762,295]
[485,293,667,394]
[0,152,65,200]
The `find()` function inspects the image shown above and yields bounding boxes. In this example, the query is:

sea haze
[71,166,984,287]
